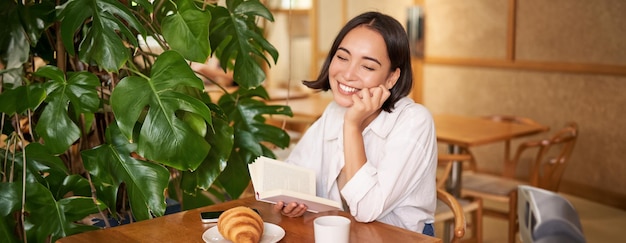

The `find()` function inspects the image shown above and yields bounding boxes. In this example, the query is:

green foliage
[111,51,212,171]
[0,0,290,241]
[34,66,101,154]
[58,0,146,71]
[23,183,107,242]
[0,84,46,115]
[209,0,278,89]
[162,0,212,63]
[82,123,170,221]
[0,144,106,242]
[0,0,55,87]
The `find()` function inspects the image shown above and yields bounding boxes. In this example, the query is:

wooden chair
[437,154,483,243]
[462,115,545,173]
[436,188,467,243]
[461,122,579,243]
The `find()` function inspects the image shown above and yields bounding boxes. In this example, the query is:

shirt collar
[323,97,411,141]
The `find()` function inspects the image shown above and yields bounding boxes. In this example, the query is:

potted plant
[0,0,291,242]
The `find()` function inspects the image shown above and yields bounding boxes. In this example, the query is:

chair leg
[508,191,518,243]
[460,197,483,243]
[474,198,483,243]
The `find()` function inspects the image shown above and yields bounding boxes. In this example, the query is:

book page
[249,156,342,213]
[250,156,316,195]
[258,189,342,213]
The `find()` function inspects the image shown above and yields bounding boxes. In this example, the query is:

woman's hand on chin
[345,84,390,126]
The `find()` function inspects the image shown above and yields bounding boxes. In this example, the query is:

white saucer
[202,222,285,243]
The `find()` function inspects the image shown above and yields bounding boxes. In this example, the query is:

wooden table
[433,114,549,196]
[434,114,549,242]
[56,197,441,243]
[434,114,550,148]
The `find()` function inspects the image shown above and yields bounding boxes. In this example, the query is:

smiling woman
[270,11,439,236]
[327,26,400,112]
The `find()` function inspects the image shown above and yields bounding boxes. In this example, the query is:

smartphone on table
[200,208,260,223]
[200,211,224,223]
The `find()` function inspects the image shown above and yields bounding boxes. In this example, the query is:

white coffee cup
[313,215,351,243]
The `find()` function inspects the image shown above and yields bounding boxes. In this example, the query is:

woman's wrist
[343,120,363,133]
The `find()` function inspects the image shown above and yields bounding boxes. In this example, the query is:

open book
[248,156,343,213]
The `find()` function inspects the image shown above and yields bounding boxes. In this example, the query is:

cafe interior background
[262,0,626,213]
[2,0,624,242]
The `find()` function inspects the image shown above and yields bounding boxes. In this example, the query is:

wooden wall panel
[423,65,626,208]
[516,0,626,65]
[425,0,508,59]
[422,0,626,208]
[346,0,414,26]
[317,0,343,56]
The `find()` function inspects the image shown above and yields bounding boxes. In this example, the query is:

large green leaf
[133,0,154,12]
[82,123,170,221]
[57,175,92,199]
[213,87,291,197]
[58,0,146,72]
[1,144,71,196]
[0,1,28,86]
[0,0,54,85]
[24,143,74,199]
[0,182,20,243]
[0,143,95,240]
[33,66,100,154]
[0,218,18,243]
[0,84,46,115]
[34,95,80,154]
[0,0,18,51]
[219,87,292,158]
[231,0,274,21]
[178,104,233,199]
[111,51,212,171]
[217,148,252,198]
[162,0,211,63]
[23,183,106,242]
[16,0,55,47]
[0,183,21,217]
[183,107,234,193]
[37,67,101,115]
[209,1,278,89]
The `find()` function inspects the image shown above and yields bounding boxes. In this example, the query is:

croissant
[217,206,264,243]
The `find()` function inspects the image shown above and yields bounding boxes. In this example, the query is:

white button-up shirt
[285,97,437,233]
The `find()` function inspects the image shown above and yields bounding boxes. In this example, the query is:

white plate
[202,222,285,243]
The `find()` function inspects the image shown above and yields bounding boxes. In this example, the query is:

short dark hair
[303,11,413,112]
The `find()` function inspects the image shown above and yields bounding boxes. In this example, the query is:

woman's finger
[370,86,384,102]
[272,201,285,214]
[280,202,307,217]
[377,84,391,104]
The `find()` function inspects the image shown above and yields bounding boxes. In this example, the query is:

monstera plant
[0,0,292,242]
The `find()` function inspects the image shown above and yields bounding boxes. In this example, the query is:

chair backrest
[483,115,544,166]
[436,188,466,242]
[436,154,473,189]
[436,154,476,242]
[511,122,578,191]
[517,185,586,243]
